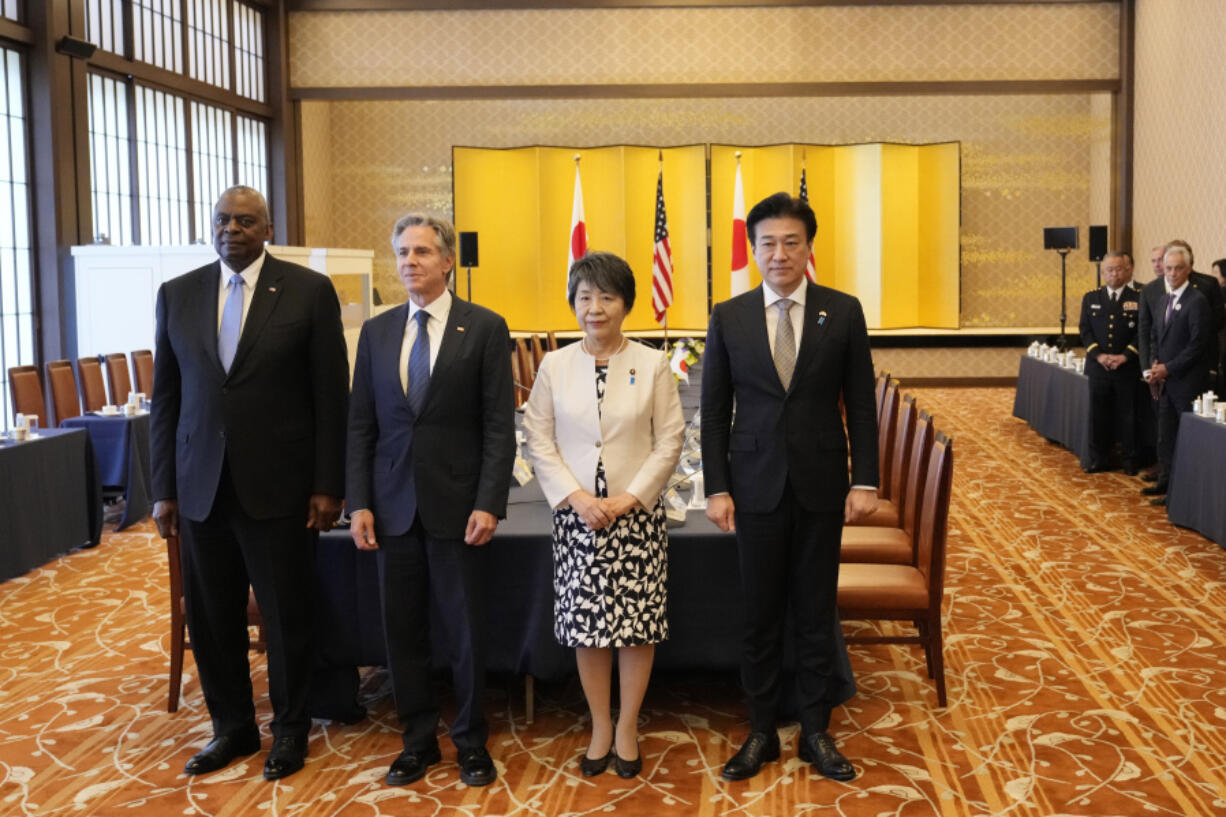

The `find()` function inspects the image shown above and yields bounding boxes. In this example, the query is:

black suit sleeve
[1078,292,1100,360]
[1141,286,1158,369]
[473,315,516,519]
[842,297,879,488]
[150,283,181,502]
[344,323,376,513]
[308,276,350,498]
[699,304,733,497]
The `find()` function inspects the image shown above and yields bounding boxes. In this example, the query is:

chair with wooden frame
[77,357,108,412]
[841,409,933,565]
[851,393,917,529]
[166,534,265,712]
[874,369,891,423]
[45,360,83,425]
[7,365,44,423]
[130,349,154,395]
[838,430,954,706]
[103,353,133,405]
[511,349,527,408]
[530,334,547,368]
[545,331,558,352]
[515,337,536,394]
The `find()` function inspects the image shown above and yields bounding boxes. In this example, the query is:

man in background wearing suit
[1078,251,1143,475]
[152,186,349,780]
[346,214,515,788]
[1141,244,1212,504]
[701,193,878,782]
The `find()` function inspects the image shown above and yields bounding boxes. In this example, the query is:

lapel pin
[456,326,466,332]
[818,309,828,326]
[629,367,636,385]
[268,286,276,292]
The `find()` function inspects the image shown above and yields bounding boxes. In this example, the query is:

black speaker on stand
[1089,225,1108,287]
[459,231,479,300]
[1044,227,1079,350]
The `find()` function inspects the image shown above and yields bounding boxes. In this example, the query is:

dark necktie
[407,309,431,414]
[773,299,796,389]
[1164,292,1175,324]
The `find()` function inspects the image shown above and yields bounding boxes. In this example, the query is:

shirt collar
[408,287,452,325]
[1170,281,1190,298]
[220,250,266,289]
[763,281,807,309]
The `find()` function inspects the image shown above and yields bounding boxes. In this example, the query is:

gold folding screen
[455,142,959,332]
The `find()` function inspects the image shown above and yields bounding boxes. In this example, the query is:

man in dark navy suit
[346,214,514,788]
[152,186,349,780]
[1078,251,1143,474]
[1141,244,1213,504]
[701,193,878,782]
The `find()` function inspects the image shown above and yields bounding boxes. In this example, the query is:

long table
[1167,412,1226,549]
[1012,354,1155,467]
[308,479,857,722]
[0,428,103,582]
[61,412,152,530]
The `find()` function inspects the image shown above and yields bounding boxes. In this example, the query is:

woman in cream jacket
[522,252,684,779]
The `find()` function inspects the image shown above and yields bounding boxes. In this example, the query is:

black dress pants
[1088,368,1139,468]
[1156,388,1193,477]
[734,481,844,735]
[180,464,316,742]
[377,518,488,753]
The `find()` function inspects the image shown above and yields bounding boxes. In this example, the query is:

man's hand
[465,510,498,545]
[844,488,878,525]
[307,494,343,531]
[1150,361,1169,383]
[706,493,736,532]
[600,492,641,521]
[566,490,612,531]
[350,509,378,551]
[153,499,179,540]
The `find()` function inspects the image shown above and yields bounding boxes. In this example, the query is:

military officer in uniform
[1079,250,1143,475]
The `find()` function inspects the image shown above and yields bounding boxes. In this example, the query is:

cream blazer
[522,339,685,510]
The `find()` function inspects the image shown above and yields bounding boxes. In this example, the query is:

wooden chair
[851,393,916,529]
[876,380,900,497]
[511,349,527,408]
[103,352,133,405]
[530,334,547,368]
[841,409,933,564]
[77,357,108,412]
[546,331,558,352]
[874,369,891,423]
[839,430,954,706]
[131,349,154,395]
[7,365,44,422]
[166,534,265,712]
[515,338,535,393]
[45,360,82,425]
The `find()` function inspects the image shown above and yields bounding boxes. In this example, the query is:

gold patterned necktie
[773,298,796,389]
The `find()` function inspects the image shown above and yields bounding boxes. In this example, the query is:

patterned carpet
[2,387,1226,816]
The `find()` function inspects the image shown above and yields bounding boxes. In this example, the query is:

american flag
[651,167,674,325]
[798,167,817,283]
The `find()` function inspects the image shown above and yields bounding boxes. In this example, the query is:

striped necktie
[407,309,431,414]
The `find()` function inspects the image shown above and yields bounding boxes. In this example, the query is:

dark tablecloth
[1167,412,1226,549]
[309,478,857,722]
[0,428,103,581]
[61,413,152,530]
[1012,355,1155,468]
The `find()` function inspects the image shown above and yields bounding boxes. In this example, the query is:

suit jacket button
[595,441,602,448]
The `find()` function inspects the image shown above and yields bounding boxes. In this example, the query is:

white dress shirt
[399,288,452,393]
[216,251,266,335]
[763,281,805,357]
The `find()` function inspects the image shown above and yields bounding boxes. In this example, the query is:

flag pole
[658,150,670,348]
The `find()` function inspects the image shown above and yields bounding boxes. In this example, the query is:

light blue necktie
[218,273,244,373]
[407,309,431,415]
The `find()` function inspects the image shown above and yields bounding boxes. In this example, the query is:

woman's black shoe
[580,751,611,777]
[613,747,642,778]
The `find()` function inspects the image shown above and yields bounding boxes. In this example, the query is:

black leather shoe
[263,735,308,781]
[580,750,611,777]
[1083,463,1108,474]
[1123,466,1138,477]
[1140,482,1168,496]
[458,747,496,787]
[385,745,442,786]
[1141,470,1160,482]
[613,745,642,779]
[1149,496,1167,507]
[720,731,780,781]
[184,732,261,775]
[798,732,856,781]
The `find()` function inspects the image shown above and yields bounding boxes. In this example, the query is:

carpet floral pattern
[2,387,1225,816]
